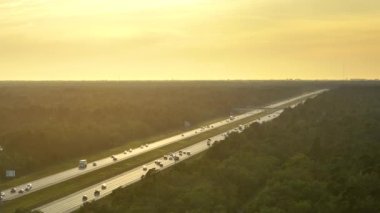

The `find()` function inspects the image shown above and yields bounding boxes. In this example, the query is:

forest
[78,85,380,213]
[0,81,322,181]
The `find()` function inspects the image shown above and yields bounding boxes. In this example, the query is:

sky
[0,0,379,80]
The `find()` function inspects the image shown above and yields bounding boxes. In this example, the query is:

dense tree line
[78,85,380,213]
[0,81,319,181]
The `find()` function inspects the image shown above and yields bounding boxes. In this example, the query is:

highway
[36,109,286,213]
[35,90,327,213]
[0,89,327,202]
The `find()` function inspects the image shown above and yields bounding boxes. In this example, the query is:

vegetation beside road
[3,94,304,213]
[0,81,318,183]
[78,85,380,213]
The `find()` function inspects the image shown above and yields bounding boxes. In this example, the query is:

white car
[143,165,148,171]
[25,184,32,191]
[101,184,107,190]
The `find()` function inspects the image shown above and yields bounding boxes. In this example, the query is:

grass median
[2,95,315,212]
[0,115,227,191]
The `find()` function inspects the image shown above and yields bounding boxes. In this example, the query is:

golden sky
[0,0,379,80]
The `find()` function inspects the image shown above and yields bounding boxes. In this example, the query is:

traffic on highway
[0,89,327,205]
[34,90,327,213]
[35,108,286,213]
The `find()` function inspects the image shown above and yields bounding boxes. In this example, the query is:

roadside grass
[0,116,226,190]
[2,106,287,212]
[1,95,313,212]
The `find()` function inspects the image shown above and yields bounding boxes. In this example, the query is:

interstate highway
[36,108,288,213]
[0,89,327,202]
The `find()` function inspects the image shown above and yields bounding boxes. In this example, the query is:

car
[179,150,183,154]
[174,156,180,161]
[11,188,17,193]
[82,195,88,202]
[18,189,24,194]
[163,156,168,160]
[124,150,128,154]
[111,155,117,161]
[143,165,148,171]
[187,152,191,156]
[181,134,184,137]
[101,184,107,190]
[145,144,149,147]
[207,141,211,146]
[93,162,97,166]
[0,192,5,197]
[129,148,133,152]
[140,145,144,149]
[26,183,32,191]
[94,190,100,196]
[169,157,173,160]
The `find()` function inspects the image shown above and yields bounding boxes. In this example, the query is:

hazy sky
[0,0,379,80]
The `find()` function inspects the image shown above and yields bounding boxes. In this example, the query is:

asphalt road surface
[35,89,327,213]
[0,89,327,202]
[36,108,286,213]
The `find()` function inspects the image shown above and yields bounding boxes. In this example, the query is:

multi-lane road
[0,89,327,205]
[36,109,287,213]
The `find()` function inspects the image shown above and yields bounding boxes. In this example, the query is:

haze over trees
[0,81,320,181]
[79,85,380,213]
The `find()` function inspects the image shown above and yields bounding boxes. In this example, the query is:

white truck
[79,159,87,169]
